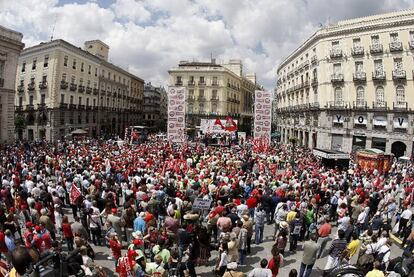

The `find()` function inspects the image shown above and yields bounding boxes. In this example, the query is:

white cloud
[0,0,414,88]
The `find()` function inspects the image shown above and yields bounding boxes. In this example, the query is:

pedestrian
[324,229,347,271]
[289,213,301,252]
[237,221,248,265]
[216,242,229,276]
[62,215,74,251]
[248,258,272,277]
[268,245,283,277]
[254,204,266,244]
[299,233,318,277]
[223,262,244,277]
[317,217,331,258]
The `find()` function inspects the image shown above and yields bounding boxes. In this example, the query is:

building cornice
[278,11,414,71]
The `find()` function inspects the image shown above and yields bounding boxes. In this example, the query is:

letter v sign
[397,117,404,126]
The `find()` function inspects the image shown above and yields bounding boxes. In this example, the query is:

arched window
[334,87,342,104]
[375,86,385,107]
[356,86,365,106]
[396,85,405,106]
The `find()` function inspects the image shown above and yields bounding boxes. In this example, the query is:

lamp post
[289,115,299,167]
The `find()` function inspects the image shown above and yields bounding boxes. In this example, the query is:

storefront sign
[354,115,367,125]
[373,116,387,127]
[393,117,408,129]
[167,86,186,143]
[333,114,344,124]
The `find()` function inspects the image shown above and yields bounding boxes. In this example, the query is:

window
[29,95,34,105]
[32,59,37,70]
[394,58,403,70]
[42,75,47,83]
[64,56,68,66]
[94,68,97,76]
[396,85,405,104]
[60,94,65,104]
[334,87,342,103]
[212,90,218,99]
[30,77,35,84]
[371,35,380,45]
[43,55,49,67]
[70,95,74,104]
[108,72,111,79]
[86,98,89,107]
[93,99,96,106]
[353,38,361,47]
[212,76,218,84]
[212,103,217,113]
[88,65,91,74]
[71,76,75,83]
[78,97,82,105]
[374,59,383,73]
[61,73,67,82]
[40,94,45,104]
[356,86,365,105]
[376,86,385,106]
[390,33,399,42]
[355,61,363,72]
[19,97,23,106]
[199,89,204,97]
[332,41,340,48]
[72,59,76,69]
[0,60,4,81]
[79,78,83,86]
[189,89,194,97]
[87,80,91,87]
[199,103,204,113]
[199,76,205,83]
[22,61,26,72]
[333,63,341,74]
[81,63,84,72]
[176,76,182,84]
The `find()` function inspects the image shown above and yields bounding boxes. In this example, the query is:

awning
[313,148,350,160]
[71,129,88,135]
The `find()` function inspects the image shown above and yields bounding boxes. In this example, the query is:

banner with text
[167,86,186,143]
[254,90,272,147]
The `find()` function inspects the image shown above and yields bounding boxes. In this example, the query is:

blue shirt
[133,217,146,233]
[5,236,15,252]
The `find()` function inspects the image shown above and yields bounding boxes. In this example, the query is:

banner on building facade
[393,117,408,129]
[200,118,238,134]
[167,86,186,143]
[254,90,272,147]
[354,115,367,125]
[373,116,387,127]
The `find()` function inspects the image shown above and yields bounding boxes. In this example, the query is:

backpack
[292,222,301,235]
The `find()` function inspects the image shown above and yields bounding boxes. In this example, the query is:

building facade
[168,59,257,133]
[274,9,414,157]
[0,25,24,143]
[15,39,144,141]
[143,82,165,128]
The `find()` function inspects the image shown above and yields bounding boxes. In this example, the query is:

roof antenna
[50,14,57,41]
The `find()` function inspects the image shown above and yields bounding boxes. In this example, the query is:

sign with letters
[354,115,367,125]
[373,116,387,127]
[393,117,408,129]
[193,198,212,210]
[333,114,344,124]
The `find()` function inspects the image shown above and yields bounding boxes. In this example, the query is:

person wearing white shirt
[377,240,392,268]
[237,200,248,217]
[248,259,272,277]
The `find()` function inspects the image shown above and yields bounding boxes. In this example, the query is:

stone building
[168,59,257,133]
[15,39,144,140]
[0,25,24,143]
[274,9,414,157]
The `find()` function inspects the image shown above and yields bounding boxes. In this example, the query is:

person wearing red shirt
[23,222,34,248]
[61,215,74,251]
[247,196,257,218]
[109,233,122,267]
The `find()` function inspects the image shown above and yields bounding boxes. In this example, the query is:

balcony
[175,81,183,86]
[351,46,364,56]
[17,85,24,93]
[409,41,414,50]
[372,71,386,81]
[60,81,68,89]
[211,97,219,101]
[329,101,348,109]
[392,69,406,80]
[187,81,195,87]
[69,104,76,109]
[78,104,85,109]
[311,77,318,86]
[69,83,77,91]
[389,41,403,52]
[353,72,366,82]
[37,103,46,110]
[311,55,317,64]
[15,106,23,112]
[198,96,206,101]
[86,87,92,94]
[0,78,3,88]
[60,103,68,109]
[188,96,195,102]
[370,44,383,54]
[331,73,344,83]
[309,102,320,110]
[212,82,219,87]
[78,85,85,93]
[26,104,35,111]
[101,89,106,96]
[372,101,387,110]
[304,80,310,88]
[198,81,206,86]
[330,49,343,59]
[353,101,367,109]
[93,88,99,95]
[38,81,48,90]
[393,102,408,111]
[28,82,36,91]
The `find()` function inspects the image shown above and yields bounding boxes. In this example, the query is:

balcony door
[356,86,365,106]
[375,86,385,107]
[396,85,405,107]
[374,60,383,74]
[333,64,341,74]
[334,87,342,105]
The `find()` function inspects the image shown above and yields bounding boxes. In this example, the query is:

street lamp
[289,115,299,167]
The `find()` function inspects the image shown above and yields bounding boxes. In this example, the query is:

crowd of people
[0,136,412,277]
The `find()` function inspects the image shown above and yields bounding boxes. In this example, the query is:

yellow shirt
[366,269,385,277]
[286,211,297,223]
[347,239,360,257]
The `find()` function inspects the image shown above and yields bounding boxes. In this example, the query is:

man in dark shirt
[324,229,347,271]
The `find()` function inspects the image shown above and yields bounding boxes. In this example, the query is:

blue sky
[1,0,414,88]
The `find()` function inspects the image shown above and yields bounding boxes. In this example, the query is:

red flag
[215,118,224,128]
[70,184,81,204]
[224,117,237,132]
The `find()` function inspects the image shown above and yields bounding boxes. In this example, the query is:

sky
[1,0,414,89]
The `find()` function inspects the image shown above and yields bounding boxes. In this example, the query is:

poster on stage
[254,90,272,146]
[167,86,186,143]
[200,118,238,134]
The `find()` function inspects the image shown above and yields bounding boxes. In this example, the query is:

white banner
[200,119,238,134]
[373,116,387,127]
[167,87,186,143]
[354,115,367,125]
[254,90,272,143]
[393,117,408,129]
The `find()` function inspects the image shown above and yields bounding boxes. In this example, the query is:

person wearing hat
[223,262,244,277]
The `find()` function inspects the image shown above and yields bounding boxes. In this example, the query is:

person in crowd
[299,233,318,277]
[324,229,347,271]
[248,259,272,277]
